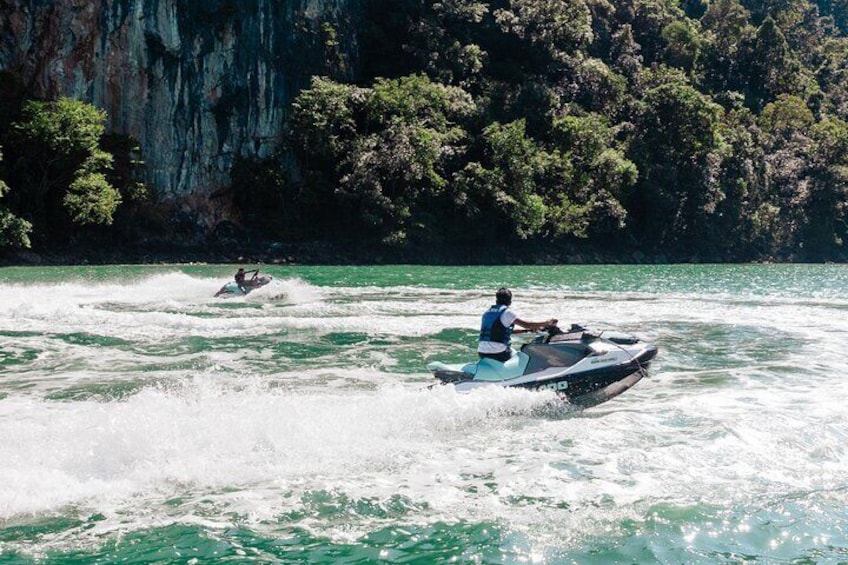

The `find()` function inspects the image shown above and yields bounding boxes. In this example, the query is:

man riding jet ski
[214,267,273,298]
[477,287,558,362]
[427,288,657,406]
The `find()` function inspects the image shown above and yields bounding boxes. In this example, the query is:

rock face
[0,0,359,224]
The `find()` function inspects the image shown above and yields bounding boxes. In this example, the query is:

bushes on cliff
[799,117,848,257]
[286,73,638,247]
[627,79,727,249]
[331,0,848,260]
[289,74,480,245]
[0,149,32,248]
[0,97,122,245]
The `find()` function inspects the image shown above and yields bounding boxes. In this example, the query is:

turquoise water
[0,264,846,564]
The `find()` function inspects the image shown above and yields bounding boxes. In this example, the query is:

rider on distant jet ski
[478,288,557,363]
[234,267,260,293]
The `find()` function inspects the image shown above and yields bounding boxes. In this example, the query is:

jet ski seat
[427,351,530,382]
[473,351,529,381]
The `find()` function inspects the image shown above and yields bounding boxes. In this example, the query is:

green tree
[64,172,122,225]
[813,0,848,34]
[549,114,637,238]
[493,0,593,61]
[568,58,629,115]
[709,98,774,259]
[287,0,848,260]
[289,77,361,169]
[0,149,32,248]
[288,77,363,235]
[6,98,121,241]
[694,0,750,94]
[413,0,489,88]
[816,38,848,120]
[758,94,814,137]
[616,0,685,66]
[289,74,475,243]
[741,16,807,110]
[804,117,848,256]
[629,80,728,251]
[344,75,474,244]
[701,0,750,52]
[609,24,644,84]
[754,95,816,257]
[454,119,548,239]
[662,21,701,73]
[366,74,476,130]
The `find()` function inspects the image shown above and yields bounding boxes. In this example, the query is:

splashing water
[1,264,847,563]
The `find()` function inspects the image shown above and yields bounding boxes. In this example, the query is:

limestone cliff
[0,0,359,226]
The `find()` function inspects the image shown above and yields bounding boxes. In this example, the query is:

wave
[0,378,553,518]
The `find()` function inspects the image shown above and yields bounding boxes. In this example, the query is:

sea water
[0,264,846,564]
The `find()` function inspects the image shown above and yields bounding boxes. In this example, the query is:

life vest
[479,305,513,345]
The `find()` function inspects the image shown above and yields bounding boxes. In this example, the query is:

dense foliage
[3,0,848,261]
[0,96,147,248]
[0,149,32,248]
[259,0,848,260]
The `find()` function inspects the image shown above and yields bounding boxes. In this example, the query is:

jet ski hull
[516,345,656,403]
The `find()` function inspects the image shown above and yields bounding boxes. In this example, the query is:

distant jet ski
[214,275,273,298]
[427,325,657,407]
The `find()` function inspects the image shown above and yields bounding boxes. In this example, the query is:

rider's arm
[514,317,558,332]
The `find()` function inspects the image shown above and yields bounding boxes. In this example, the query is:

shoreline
[0,238,832,267]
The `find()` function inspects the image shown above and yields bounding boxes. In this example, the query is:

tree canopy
[0,149,32,248]
[0,97,129,248]
[270,0,848,260]
[5,0,848,261]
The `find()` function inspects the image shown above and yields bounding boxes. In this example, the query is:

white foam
[2,266,848,550]
[0,377,553,517]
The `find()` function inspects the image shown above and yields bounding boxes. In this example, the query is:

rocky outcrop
[0,0,359,225]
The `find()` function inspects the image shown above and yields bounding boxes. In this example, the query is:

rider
[234,267,259,293]
[478,288,557,362]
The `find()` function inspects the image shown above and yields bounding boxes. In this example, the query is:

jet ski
[427,325,657,406]
[214,275,273,298]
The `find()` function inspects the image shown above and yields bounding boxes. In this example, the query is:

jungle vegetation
[2,0,848,262]
[269,0,848,261]
[0,89,147,250]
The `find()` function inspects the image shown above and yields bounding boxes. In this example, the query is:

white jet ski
[427,325,657,406]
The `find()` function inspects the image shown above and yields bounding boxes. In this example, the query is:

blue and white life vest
[479,305,513,345]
